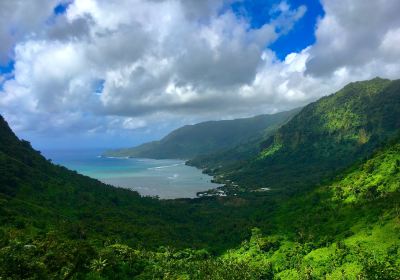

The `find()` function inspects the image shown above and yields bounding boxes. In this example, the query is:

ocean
[42,148,221,199]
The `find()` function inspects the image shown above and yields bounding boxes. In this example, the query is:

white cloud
[1,0,400,147]
[380,27,400,59]
[306,0,400,77]
[0,0,59,63]
[122,118,147,130]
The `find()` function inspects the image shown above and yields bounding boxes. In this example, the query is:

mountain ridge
[0,77,399,279]
[190,77,400,195]
[1,109,399,278]
[103,108,301,159]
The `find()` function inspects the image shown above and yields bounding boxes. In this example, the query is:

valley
[0,78,399,279]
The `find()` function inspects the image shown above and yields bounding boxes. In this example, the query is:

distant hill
[200,78,400,193]
[103,109,300,159]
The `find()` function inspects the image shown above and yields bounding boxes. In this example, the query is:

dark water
[42,149,221,199]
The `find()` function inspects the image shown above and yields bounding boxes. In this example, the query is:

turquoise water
[42,149,221,199]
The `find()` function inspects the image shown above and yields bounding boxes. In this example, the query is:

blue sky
[1,0,399,150]
[0,61,14,73]
[269,0,324,59]
[53,2,70,15]
[231,0,324,59]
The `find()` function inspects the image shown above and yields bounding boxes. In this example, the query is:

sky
[1,0,400,150]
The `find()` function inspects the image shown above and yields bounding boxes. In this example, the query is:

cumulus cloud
[0,0,400,147]
[307,0,400,76]
[0,0,59,63]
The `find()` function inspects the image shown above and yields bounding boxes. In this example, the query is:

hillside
[0,115,280,252]
[104,109,300,159]
[0,115,171,245]
[1,115,399,279]
[0,78,399,279]
[187,136,264,173]
[199,78,400,194]
[219,137,400,279]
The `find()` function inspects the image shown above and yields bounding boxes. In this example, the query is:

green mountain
[1,114,399,279]
[104,109,300,159]
[217,136,400,279]
[200,78,400,194]
[0,114,276,251]
[0,77,399,279]
[0,115,169,245]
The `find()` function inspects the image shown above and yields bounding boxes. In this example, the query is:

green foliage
[0,77,399,279]
[259,143,282,159]
[1,114,287,256]
[331,141,400,202]
[1,133,399,279]
[214,78,400,194]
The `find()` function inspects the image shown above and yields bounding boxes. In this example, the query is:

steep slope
[104,109,300,159]
[0,115,172,245]
[1,120,399,279]
[0,115,276,252]
[212,78,400,193]
[187,136,266,172]
[0,78,399,279]
[219,138,400,279]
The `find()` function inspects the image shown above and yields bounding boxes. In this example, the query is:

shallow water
[42,148,221,199]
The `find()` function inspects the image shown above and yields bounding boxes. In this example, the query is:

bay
[42,148,221,199]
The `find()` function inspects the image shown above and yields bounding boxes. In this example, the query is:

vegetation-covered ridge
[0,77,399,279]
[196,77,400,195]
[1,130,399,279]
[103,108,300,159]
[0,114,280,252]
